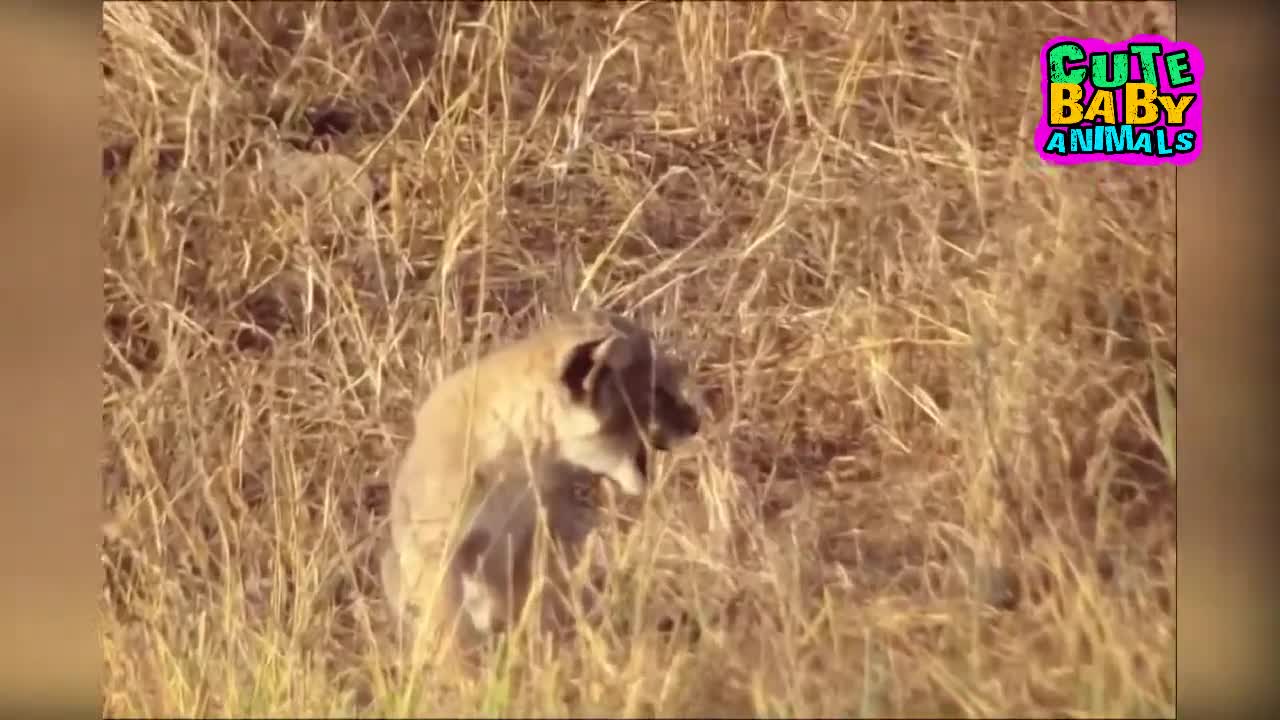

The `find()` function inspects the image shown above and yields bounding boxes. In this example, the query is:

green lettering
[1090,51,1129,89]
[1165,50,1194,87]
[1129,43,1162,87]
[1047,42,1086,85]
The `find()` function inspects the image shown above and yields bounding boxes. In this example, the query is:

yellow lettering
[1082,90,1117,125]
[1156,94,1195,125]
[1049,83,1084,125]
[1124,83,1159,125]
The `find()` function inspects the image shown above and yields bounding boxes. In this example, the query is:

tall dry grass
[101,2,1176,717]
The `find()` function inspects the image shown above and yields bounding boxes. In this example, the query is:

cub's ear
[560,334,633,401]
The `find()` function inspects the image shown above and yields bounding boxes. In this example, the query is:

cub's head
[452,522,533,637]
[450,454,600,640]
[449,459,545,636]
[453,527,503,635]
[553,312,701,495]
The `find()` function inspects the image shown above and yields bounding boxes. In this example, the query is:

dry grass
[100,2,1176,717]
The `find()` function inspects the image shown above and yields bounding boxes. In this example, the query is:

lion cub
[383,310,700,637]
[443,453,603,649]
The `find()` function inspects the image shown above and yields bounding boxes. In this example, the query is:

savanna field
[100,2,1176,717]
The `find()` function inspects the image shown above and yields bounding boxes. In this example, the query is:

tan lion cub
[383,310,700,639]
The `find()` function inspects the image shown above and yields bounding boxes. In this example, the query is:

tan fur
[382,310,700,642]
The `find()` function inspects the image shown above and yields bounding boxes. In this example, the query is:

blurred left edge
[0,4,103,720]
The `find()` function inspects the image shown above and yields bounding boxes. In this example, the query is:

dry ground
[101,2,1176,717]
